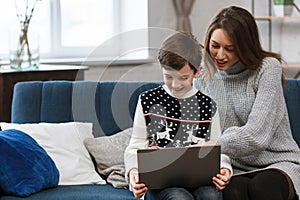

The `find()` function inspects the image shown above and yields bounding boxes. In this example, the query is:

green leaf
[273,0,294,5]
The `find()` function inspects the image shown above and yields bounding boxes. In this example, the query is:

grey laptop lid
[137,145,220,189]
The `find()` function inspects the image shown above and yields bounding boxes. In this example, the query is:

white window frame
[47,0,123,59]
[0,0,149,64]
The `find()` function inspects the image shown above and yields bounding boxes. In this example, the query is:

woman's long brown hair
[204,6,281,70]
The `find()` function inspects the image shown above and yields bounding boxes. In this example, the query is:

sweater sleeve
[210,109,233,175]
[217,58,286,158]
[124,97,148,182]
[220,154,232,176]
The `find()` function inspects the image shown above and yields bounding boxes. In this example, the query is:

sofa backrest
[11,79,300,146]
[284,79,300,147]
[11,81,161,137]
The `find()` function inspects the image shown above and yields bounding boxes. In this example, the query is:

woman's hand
[129,168,148,198]
[212,167,231,191]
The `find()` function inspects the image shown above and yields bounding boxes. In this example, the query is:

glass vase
[9,28,40,69]
[273,4,293,16]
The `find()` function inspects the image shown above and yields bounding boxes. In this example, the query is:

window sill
[40,56,156,66]
[0,56,156,67]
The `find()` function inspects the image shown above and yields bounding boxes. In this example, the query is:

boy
[124,32,231,199]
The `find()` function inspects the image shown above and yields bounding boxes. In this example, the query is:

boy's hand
[190,140,216,147]
[129,168,148,198]
[212,168,231,191]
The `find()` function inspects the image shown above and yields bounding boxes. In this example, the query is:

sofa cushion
[0,129,59,197]
[0,122,105,185]
[0,185,136,200]
[84,127,133,188]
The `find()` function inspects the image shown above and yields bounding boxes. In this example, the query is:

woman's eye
[211,44,219,48]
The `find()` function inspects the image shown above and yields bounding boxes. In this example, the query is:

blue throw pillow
[0,129,59,197]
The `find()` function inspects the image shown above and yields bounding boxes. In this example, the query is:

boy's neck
[162,85,197,99]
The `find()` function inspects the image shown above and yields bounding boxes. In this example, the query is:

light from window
[60,0,114,47]
[0,0,148,62]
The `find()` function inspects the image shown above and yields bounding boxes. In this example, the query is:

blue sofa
[1,79,299,199]
[1,81,160,200]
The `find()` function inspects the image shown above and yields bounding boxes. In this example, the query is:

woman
[195,6,300,200]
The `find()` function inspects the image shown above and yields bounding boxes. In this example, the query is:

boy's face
[162,62,199,98]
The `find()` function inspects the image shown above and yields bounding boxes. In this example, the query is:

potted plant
[273,0,294,16]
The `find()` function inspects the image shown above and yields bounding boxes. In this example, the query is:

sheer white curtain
[0,0,148,61]
[172,0,195,33]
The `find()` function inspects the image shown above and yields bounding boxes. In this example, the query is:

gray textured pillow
[84,127,132,188]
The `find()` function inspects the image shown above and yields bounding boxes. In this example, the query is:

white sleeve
[210,108,222,141]
[124,97,148,182]
[220,154,232,176]
[210,109,233,175]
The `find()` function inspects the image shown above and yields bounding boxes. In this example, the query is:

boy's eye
[180,77,188,81]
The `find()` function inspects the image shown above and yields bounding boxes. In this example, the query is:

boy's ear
[193,66,202,78]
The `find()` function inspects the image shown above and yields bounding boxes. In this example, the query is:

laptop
[137,145,220,189]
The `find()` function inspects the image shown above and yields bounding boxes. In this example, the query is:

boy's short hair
[158,32,203,73]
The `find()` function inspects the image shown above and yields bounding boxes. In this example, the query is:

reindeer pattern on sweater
[140,86,217,148]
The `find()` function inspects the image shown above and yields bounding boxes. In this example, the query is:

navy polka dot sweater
[140,86,217,148]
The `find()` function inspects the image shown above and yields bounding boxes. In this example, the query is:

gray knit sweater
[195,57,300,197]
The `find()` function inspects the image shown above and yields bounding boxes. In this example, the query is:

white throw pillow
[0,122,106,185]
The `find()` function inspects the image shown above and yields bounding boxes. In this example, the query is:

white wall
[84,0,300,81]
[148,0,300,62]
[84,62,162,82]
[148,0,251,45]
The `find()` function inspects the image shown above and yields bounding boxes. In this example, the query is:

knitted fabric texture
[195,57,300,197]
[140,86,216,148]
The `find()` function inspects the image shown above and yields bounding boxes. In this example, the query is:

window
[0,0,148,62]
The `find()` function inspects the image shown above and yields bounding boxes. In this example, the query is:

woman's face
[209,28,239,71]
